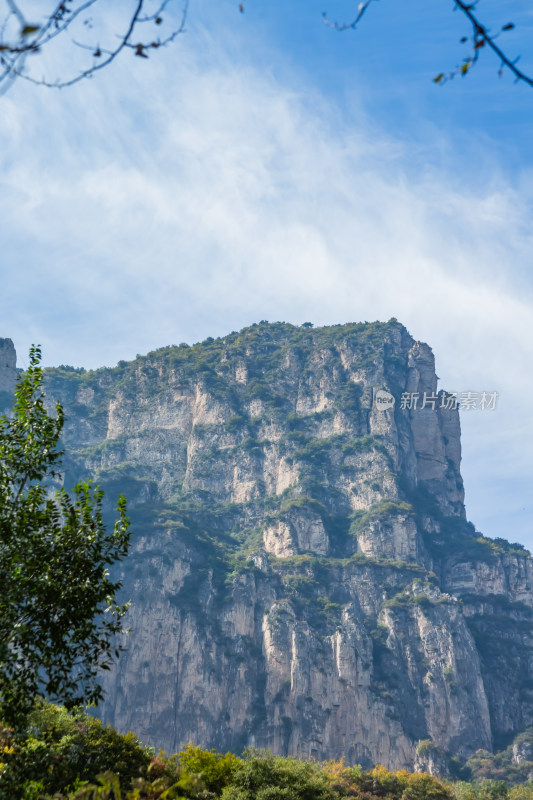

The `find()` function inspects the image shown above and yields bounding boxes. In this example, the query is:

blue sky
[0,0,532,547]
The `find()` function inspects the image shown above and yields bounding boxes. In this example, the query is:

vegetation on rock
[30,321,533,765]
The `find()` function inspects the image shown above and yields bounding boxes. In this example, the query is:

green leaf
[0,346,131,731]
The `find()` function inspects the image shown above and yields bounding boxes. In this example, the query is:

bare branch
[0,0,189,91]
[34,1,100,45]
[321,0,533,88]
[138,0,174,23]
[5,0,24,27]
[451,0,533,87]
[0,0,531,92]
[322,0,375,32]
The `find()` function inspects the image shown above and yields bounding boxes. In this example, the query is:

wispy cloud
[0,28,531,544]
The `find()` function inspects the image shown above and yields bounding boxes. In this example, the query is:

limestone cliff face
[0,338,16,406]
[35,320,533,770]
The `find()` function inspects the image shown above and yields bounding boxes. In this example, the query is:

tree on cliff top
[0,0,531,92]
[0,346,130,730]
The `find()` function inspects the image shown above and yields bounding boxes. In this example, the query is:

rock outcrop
[30,320,533,771]
[0,338,16,406]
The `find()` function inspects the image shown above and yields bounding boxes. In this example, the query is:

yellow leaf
[21,24,40,36]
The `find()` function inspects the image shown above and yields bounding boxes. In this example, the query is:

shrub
[323,764,452,800]
[222,750,336,800]
[179,743,241,793]
[452,780,510,800]
[0,702,150,798]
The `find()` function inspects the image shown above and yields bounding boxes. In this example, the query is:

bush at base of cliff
[221,749,336,800]
[0,701,151,798]
[4,728,532,800]
[178,743,241,794]
[323,762,453,800]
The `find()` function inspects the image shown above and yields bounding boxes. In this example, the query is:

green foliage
[416,739,434,756]
[349,500,414,538]
[293,437,337,466]
[222,749,336,800]
[5,723,533,800]
[323,763,452,800]
[226,415,247,432]
[279,495,328,517]
[404,482,527,566]
[336,382,363,415]
[0,347,131,729]
[383,591,434,611]
[316,595,342,629]
[509,786,533,800]
[464,728,533,784]
[452,780,510,800]
[0,702,150,798]
[178,743,241,793]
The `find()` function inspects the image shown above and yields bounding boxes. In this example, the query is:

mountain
[2,321,532,773]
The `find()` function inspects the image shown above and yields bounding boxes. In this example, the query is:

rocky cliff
[8,321,532,772]
[0,338,16,409]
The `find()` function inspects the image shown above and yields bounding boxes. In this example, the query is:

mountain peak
[38,321,533,771]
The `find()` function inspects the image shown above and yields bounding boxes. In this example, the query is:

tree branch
[322,0,533,88]
[322,0,375,32]
[452,0,533,87]
[0,0,189,91]
[5,0,24,27]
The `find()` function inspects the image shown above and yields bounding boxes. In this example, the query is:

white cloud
[0,28,531,545]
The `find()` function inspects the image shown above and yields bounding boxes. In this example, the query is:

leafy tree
[0,700,150,797]
[0,346,131,730]
[178,744,241,794]
[453,780,509,800]
[221,749,336,800]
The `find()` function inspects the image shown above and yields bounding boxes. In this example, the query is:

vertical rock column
[405,341,464,516]
[0,338,17,401]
